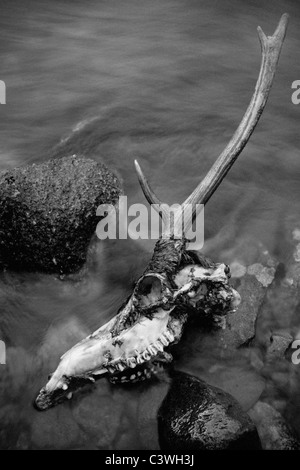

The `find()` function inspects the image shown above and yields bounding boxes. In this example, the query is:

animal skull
[35,239,240,410]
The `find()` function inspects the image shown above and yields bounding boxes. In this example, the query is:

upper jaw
[35,374,99,411]
[35,312,180,411]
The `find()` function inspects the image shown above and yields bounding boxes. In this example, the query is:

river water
[0,0,300,449]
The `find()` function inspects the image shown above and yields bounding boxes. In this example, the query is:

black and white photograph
[0,0,300,454]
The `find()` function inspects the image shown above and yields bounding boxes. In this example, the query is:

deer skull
[35,239,240,410]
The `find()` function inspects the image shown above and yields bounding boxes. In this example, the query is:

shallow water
[0,0,300,449]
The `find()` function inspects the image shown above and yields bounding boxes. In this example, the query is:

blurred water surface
[0,0,300,449]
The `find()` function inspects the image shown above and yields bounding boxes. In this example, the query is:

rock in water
[158,371,261,450]
[265,331,293,362]
[249,401,300,450]
[0,155,121,273]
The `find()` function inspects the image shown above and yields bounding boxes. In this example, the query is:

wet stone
[72,391,123,448]
[216,273,268,350]
[0,154,121,274]
[31,406,82,449]
[266,331,293,362]
[158,371,261,450]
[249,401,300,450]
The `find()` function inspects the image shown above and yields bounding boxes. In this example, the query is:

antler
[135,14,289,234]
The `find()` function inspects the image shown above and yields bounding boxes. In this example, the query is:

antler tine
[135,159,168,220]
[183,13,289,216]
[135,15,288,238]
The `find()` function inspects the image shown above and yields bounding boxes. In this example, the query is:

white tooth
[155,341,164,352]
[188,291,196,298]
[62,384,68,391]
[130,374,136,380]
[137,371,142,377]
[117,363,126,371]
[145,371,151,378]
[127,357,136,368]
[136,355,144,364]
[93,368,108,376]
[148,346,156,355]
[160,335,169,346]
[108,366,115,374]
[165,330,174,342]
[121,376,127,382]
[142,351,151,361]
[67,392,73,400]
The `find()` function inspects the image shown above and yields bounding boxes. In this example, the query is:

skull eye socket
[224,265,230,275]
[135,275,164,307]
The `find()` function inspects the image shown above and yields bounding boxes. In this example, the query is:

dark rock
[216,273,268,350]
[212,240,278,350]
[254,228,300,346]
[0,154,121,273]
[266,331,293,362]
[249,401,300,450]
[158,371,261,450]
[31,406,82,449]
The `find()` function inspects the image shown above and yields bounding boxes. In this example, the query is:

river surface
[0,0,300,449]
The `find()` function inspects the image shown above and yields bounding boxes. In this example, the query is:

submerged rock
[72,392,122,448]
[0,155,121,273]
[198,364,265,412]
[265,331,293,362]
[0,404,24,450]
[217,273,268,349]
[158,371,261,450]
[137,379,171,450]
[284,227,300,288]
[208,243,278,351]
[249,401,300,450]
[31,406,82,449]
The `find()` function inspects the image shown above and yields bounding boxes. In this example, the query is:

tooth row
[107,329,175,374]
[109,366,155,384]
[164,330,175,342]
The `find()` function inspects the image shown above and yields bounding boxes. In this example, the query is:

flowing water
[0,0,300,449]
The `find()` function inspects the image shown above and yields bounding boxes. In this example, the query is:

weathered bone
[35,239,240,410]
[35,15,288,411]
